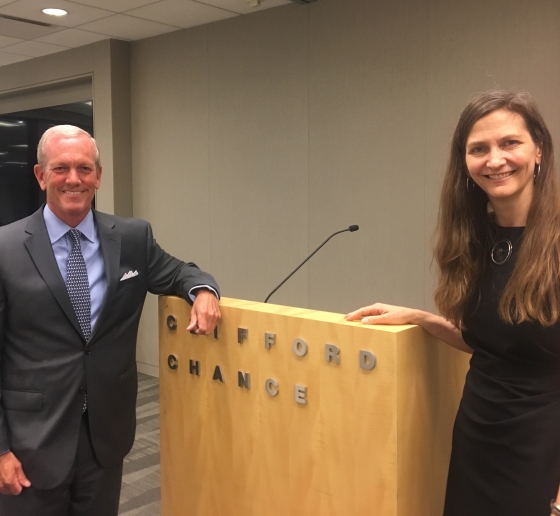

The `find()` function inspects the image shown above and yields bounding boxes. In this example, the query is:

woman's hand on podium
[345,303,473,353]
[345,303,417,326]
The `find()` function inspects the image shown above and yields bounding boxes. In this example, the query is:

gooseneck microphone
[264,225,360,303]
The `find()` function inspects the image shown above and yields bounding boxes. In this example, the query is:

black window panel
[0,102,93,227]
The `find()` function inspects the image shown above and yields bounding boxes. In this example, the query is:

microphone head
[348,225,359,232]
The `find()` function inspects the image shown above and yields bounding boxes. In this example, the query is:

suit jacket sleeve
[0,277,8,453]
[144,221,219,303]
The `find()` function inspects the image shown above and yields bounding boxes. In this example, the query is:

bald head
[37,125,100,169]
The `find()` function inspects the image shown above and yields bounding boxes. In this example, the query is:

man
[0,125,221,515]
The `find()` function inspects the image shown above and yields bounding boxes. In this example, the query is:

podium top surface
[163,296,417,334]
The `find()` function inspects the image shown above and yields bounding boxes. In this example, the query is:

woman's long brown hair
[434,90,560,327]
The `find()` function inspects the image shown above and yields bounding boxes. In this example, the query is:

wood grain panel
[160,297,469,516]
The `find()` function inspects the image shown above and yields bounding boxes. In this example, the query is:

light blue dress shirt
[43,206,107,331]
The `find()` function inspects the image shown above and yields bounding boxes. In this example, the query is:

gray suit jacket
[0,207,219,489]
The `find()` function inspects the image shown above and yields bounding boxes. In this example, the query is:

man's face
[34,133,102,227]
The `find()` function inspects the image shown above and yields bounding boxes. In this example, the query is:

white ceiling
[0,0,292,67]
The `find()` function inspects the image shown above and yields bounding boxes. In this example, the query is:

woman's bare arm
[345,303,473,354]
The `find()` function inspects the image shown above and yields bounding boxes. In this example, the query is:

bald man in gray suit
[0,125,220,515]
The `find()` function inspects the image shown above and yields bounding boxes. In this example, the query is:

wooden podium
[158,297,469,516]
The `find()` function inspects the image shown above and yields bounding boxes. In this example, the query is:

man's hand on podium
[188,289,221,335]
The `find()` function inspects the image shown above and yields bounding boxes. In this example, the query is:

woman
[346,90,560,516]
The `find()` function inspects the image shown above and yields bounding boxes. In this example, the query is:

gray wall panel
[207,6,309,307]
[128,0,560,372]
[131,28,212,374]
[308,0,428,314]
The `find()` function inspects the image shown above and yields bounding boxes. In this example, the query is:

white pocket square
[120,270,139,281]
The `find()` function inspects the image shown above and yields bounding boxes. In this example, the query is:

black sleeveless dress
[443,226,560,516]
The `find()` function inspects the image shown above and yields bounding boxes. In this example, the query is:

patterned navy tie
[66,229,91,412]
[66,229,91,340]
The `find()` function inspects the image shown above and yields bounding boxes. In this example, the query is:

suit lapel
[90,211,121,341]
[24,208,83,339]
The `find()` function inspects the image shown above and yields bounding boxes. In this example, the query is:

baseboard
[137,361,159,378]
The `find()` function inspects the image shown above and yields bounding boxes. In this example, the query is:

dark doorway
[0,101,93,227]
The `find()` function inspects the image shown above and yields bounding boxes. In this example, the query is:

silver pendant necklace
[491,238,513,265]
[491,232,523,265]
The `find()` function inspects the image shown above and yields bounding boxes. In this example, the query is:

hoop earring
[467,177,475,191]
[534,163,541,182]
